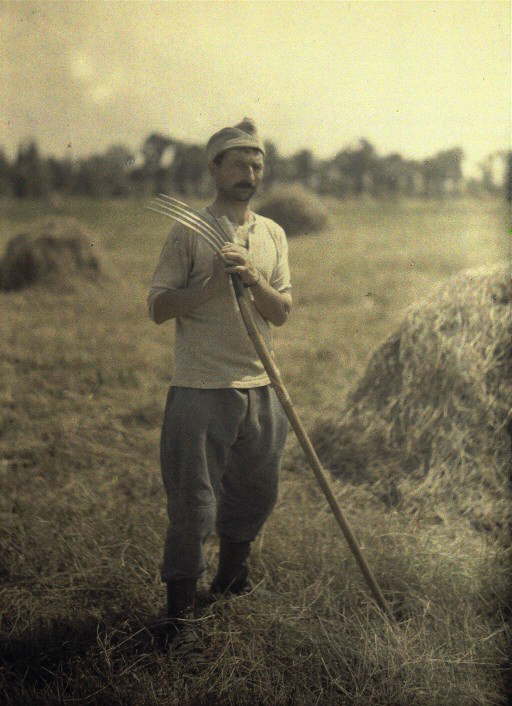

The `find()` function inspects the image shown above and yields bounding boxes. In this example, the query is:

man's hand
[220,243,260,286]
[149,252,228,324]
[220,242,292,327]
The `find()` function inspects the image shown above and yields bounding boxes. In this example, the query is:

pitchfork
[147,194,394,621]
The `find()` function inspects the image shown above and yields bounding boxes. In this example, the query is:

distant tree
[72,157,101,197]
[290,149,315,188]
[102,144,134,196]
[137,132,175,193]
[435,147,464,195]
[370,153,404,197]
[422,147,464,197]
[402,159,424,197]
[0,148,12,196]
[142,133,175,172]
[332,139,377,195]
[12,139,51,197]
[47,156,74,193]
[477,155,497,194]
[170,143,207,196]
[483,150,510,195]
[421,157,441,197]
[72,144,134,197]
[262,140,279,188]
[313,159,331,195]
[317,157,351,197]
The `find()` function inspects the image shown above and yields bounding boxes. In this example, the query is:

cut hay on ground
[256,183,329,236]
[0,217,103,291]
[310,263,512,538]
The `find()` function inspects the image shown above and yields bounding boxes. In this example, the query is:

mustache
[234,182,254,189]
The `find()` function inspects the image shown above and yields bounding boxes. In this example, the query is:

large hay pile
[310,263,512,536]
[256,183,328,236]
[0,217,102,291]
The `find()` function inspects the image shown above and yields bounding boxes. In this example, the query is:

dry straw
[0,217,103,291]
[311,263,512,538]
[256,183,329,236]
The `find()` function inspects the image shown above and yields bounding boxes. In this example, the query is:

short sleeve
[269,224,292,293]
[147,225,193,316]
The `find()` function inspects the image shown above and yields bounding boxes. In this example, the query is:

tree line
[0,134,509,200]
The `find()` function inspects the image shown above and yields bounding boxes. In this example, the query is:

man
[147,118,292,635]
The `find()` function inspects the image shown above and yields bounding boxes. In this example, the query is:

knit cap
[206,118,265,162]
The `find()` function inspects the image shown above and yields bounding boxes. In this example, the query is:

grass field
[0,195,510,705]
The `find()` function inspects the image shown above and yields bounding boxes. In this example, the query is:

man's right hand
[150,254,229,325]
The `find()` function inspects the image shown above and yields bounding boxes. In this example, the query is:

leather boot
[166,577,197,638]
[210,538,251,595]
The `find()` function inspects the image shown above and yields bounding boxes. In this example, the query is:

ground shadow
[0,610,163,695]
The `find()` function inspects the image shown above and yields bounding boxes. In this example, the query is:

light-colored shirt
[148,210,291,388]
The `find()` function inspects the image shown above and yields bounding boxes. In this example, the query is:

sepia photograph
[1,1,511,704]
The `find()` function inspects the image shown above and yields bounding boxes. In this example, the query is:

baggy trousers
[160,386,289,582]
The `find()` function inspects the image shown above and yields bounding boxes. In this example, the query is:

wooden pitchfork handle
[230,272,394,620]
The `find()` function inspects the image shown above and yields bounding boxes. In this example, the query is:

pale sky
[1,1,510,176]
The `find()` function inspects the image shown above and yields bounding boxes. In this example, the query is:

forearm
[149,284,212,324]
[250,277,292,327]
[220,242,291,327]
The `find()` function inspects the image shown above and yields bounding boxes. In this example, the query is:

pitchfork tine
[147,207,223,256]
[150,207,225,255]
[152,198,226,248]
[156,194,233,244]
[150,198,225,245]
[147,206,221,253]
[146,204,225,256]
[157,193,210,220]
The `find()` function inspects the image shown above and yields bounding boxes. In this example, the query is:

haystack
[256,184,328,236]
[310,264,512,536]
[0,217,102,291]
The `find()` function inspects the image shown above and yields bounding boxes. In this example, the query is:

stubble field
[0,195,510,705]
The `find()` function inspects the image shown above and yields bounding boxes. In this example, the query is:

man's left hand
[221,243,260,286]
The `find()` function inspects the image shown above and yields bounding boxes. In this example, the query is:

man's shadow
[1,611,164,694]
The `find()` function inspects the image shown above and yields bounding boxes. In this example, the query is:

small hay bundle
[256,183,328,237]
[0,217,102,291]
[311,264,512,535]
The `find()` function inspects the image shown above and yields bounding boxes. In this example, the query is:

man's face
[211,148,264,202]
